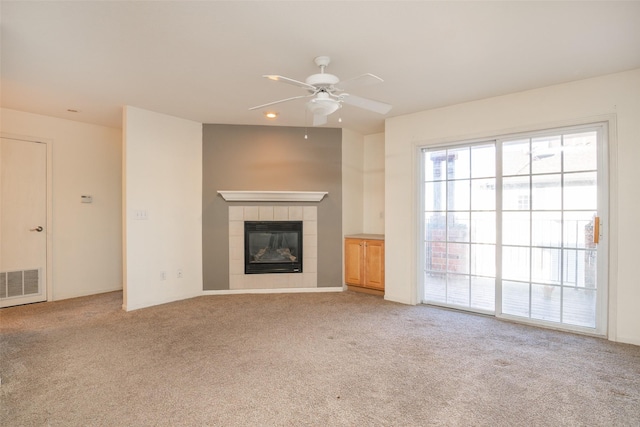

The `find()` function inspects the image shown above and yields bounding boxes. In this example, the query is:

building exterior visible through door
[420,123,608,335]
[1,137,48,307]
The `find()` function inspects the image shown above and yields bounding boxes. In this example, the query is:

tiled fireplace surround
[228,206,317,289]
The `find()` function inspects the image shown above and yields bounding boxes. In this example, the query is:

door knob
[30,226,43,232]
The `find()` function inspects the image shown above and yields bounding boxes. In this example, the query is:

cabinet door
[364,240,385,290]
[344,238,364,285]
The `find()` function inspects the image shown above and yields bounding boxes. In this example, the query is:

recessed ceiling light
[67,109,80,113]
[264,111,278,119]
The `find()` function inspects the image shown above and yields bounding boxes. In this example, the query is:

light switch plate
[134,209,148,220]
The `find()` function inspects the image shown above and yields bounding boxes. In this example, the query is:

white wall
[1,108,122,300]
[363,132,385,234]
[341,128,365,236]
[385,69,640,345]
[123,106,202,311]
[342,129,385,236]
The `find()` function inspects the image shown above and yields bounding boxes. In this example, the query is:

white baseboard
[202,286,344,296]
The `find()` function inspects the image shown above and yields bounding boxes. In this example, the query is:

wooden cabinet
[345,235,384,294]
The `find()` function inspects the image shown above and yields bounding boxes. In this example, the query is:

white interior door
[1,137,48,307]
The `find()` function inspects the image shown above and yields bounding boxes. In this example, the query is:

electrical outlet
[177,269,183,279]
[160,271,167,280]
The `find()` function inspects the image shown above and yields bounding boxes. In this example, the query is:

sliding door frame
[417,120,611,337]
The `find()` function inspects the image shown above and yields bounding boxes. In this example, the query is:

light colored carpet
[1,290,639,426]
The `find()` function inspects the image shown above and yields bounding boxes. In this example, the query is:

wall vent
[0,269,40,299]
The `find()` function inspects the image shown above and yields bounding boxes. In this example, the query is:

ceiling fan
[249,56,392,126]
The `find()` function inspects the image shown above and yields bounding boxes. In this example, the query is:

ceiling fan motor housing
[305,73,339,90]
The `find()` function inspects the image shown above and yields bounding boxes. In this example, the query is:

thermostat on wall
[81,195,93,204]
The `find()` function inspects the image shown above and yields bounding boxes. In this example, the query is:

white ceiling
[2,1,640,135]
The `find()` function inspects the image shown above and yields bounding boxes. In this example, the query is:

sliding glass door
[421,124,607,334]
[422,143,497,313]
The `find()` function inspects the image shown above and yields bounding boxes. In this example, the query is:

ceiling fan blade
[313,114,328,126]
[335,73,384,91]
[341,93,392,115]
[249,94,313,111]
[263,75,317,91]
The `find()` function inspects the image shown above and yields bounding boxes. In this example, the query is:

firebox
[244,221,303,274]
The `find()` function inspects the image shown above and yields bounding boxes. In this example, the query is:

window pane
[447,147,470,180]
[425,213,446,242]
[448,179,470,211]
[425,181,446,211]
[424,150,447,181]
[531,135,562,174]
[424,271,446,303]
[503,139,530,176]
[503,176,530,210]
[564,172,596,210]
[502,246,530,281]
[563,249,579,286]
[531,283,561,322]
[502,212,530,246]
[584,249,597,289]
[448,212,469,242]
[447,274,470,306]
[563,249,596,288]
[532,174,561,210]
[502,281,530,317]
[564,212,597,248]
[471,212,495,244]
[471,144,495,178]
[532,211,562,247]
[425,241,446,273]
[564,131,597,173]
[471,244,495,277]
[447,243,469,274]
[471,276,495,311]
[471,178,495,210]
[531,248,562,285]
[563,287,596,328]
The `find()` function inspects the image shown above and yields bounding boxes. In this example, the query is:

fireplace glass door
[245,221,303,274]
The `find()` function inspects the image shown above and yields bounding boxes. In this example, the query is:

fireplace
[244,221,303,274]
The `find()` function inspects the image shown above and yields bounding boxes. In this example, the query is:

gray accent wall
[202,124,343,290]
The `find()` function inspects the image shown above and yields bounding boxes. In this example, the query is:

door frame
[415,115,617,339]
[1,133,53,303]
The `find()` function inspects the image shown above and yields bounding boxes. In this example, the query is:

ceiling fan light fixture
[306,92,340,116]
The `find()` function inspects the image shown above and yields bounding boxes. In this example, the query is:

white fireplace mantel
[217,190,328,202]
